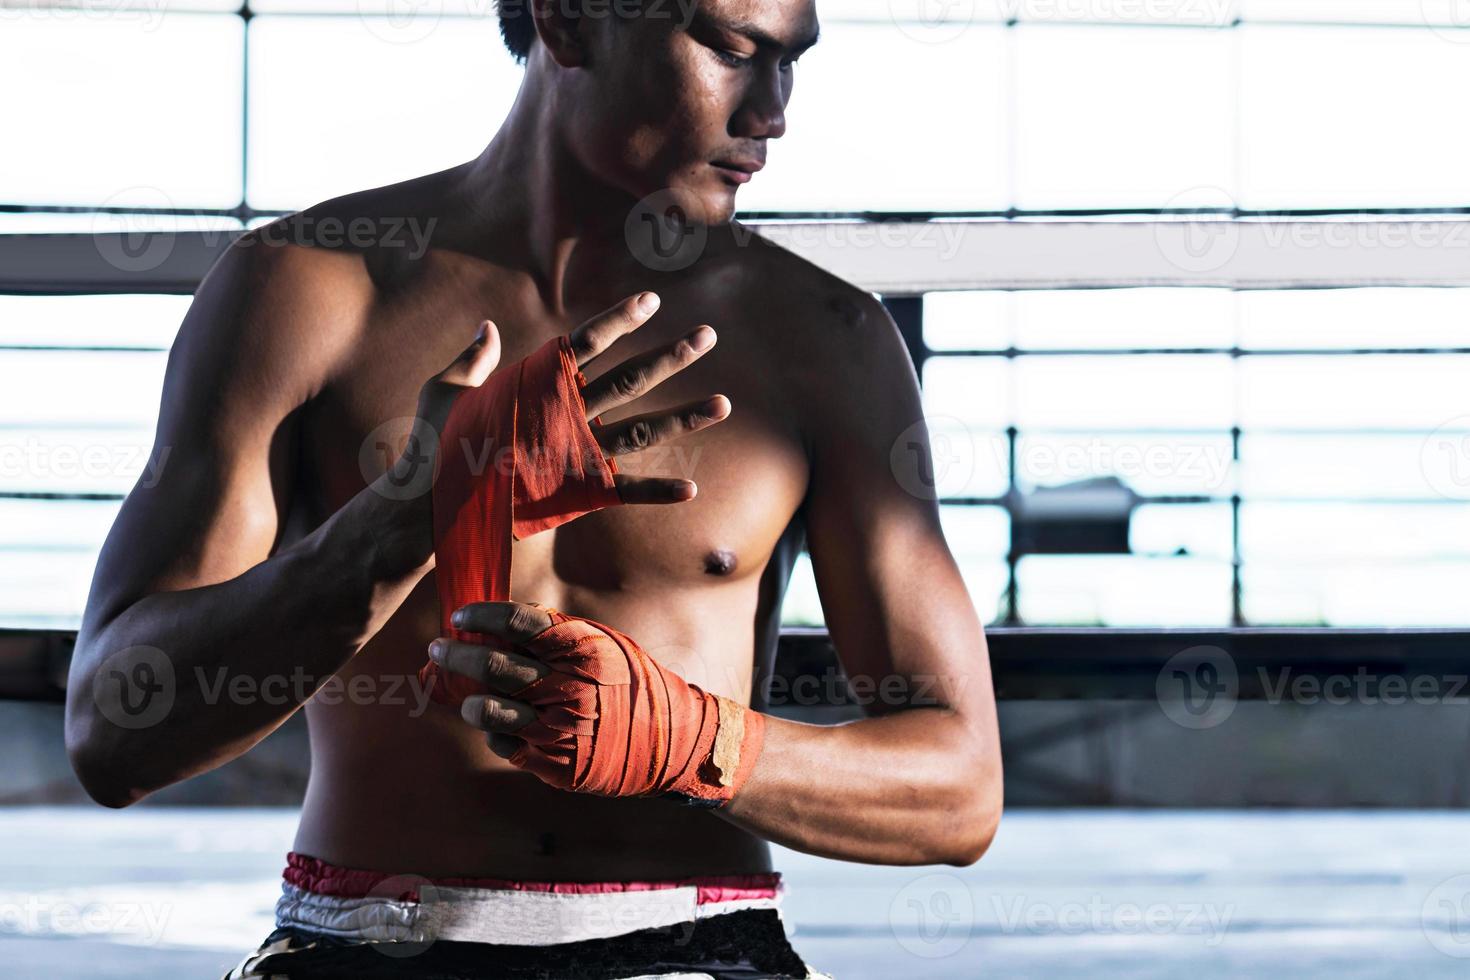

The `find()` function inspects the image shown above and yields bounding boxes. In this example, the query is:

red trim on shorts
[284,852,782,906]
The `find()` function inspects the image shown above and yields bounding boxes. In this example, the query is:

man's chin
[665,183,737,227]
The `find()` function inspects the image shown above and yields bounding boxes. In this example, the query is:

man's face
[560,0,820,225]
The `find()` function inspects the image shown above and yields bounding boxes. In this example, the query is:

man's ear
[530,0,588,68]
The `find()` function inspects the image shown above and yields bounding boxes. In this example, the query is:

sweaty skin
[65,0,1002,880]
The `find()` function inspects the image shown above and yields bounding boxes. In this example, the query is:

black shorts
[224,907,830,979]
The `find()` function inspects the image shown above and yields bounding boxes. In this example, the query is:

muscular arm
[64,233,439,808]
[717,291,1003,867]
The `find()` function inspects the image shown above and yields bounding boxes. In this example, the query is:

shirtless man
[64,0,1002,975]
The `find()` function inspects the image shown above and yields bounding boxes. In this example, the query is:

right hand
[402,290,728,506]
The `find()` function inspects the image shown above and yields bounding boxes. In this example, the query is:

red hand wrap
[421,334,623,707]
[508,610,766,805]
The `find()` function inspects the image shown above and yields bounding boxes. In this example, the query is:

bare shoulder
[184,168,461,398]
[715,220,894,334]
[709,221,917,423]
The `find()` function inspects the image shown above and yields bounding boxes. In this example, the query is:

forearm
[717,708,1003,867]
[66,478,435,806]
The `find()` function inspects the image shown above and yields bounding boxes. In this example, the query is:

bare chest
[297,260,810,593]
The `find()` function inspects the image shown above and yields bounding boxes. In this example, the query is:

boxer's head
[498,0,820,225]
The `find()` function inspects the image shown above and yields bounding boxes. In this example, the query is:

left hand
[426,599,556,761]
[427,599,767,804]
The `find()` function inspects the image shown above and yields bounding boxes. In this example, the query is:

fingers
[568,292,663,368]
[428,638,549,692]
[595,394,730,461]
[450,600,556,646]
[461,694,535,733]
[613,474,700,505]
[488,733,523,760]
[581,324,718,420]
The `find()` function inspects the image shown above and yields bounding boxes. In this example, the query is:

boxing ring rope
[4,219,1469,751]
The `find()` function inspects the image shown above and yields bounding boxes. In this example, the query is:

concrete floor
[2,808,1468,978]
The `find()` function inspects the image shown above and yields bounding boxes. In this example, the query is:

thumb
[414,320,502,444]
[436,319,501,389]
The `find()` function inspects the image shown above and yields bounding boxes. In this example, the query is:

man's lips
[711,159,763,183]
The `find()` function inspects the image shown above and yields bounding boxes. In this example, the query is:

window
[6,2,1469,628]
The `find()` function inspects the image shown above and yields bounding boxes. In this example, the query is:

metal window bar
[5,7,1470,221]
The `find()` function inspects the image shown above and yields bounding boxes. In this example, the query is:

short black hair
[497,0,537,64]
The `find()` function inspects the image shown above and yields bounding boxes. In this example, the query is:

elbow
[938,763,1004,868]
[69,747,144,810]
[65,708,148,809]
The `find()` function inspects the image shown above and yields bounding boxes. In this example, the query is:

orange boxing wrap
[507,610,767,807]
[422,334,624,707]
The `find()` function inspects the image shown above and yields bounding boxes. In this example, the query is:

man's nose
[731,66,788,141]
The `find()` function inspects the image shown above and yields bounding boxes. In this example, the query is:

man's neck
[452,55,638,319]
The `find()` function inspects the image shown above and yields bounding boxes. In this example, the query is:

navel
[703,548,739,576]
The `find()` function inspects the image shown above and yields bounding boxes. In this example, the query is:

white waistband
[275,881,782,946]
